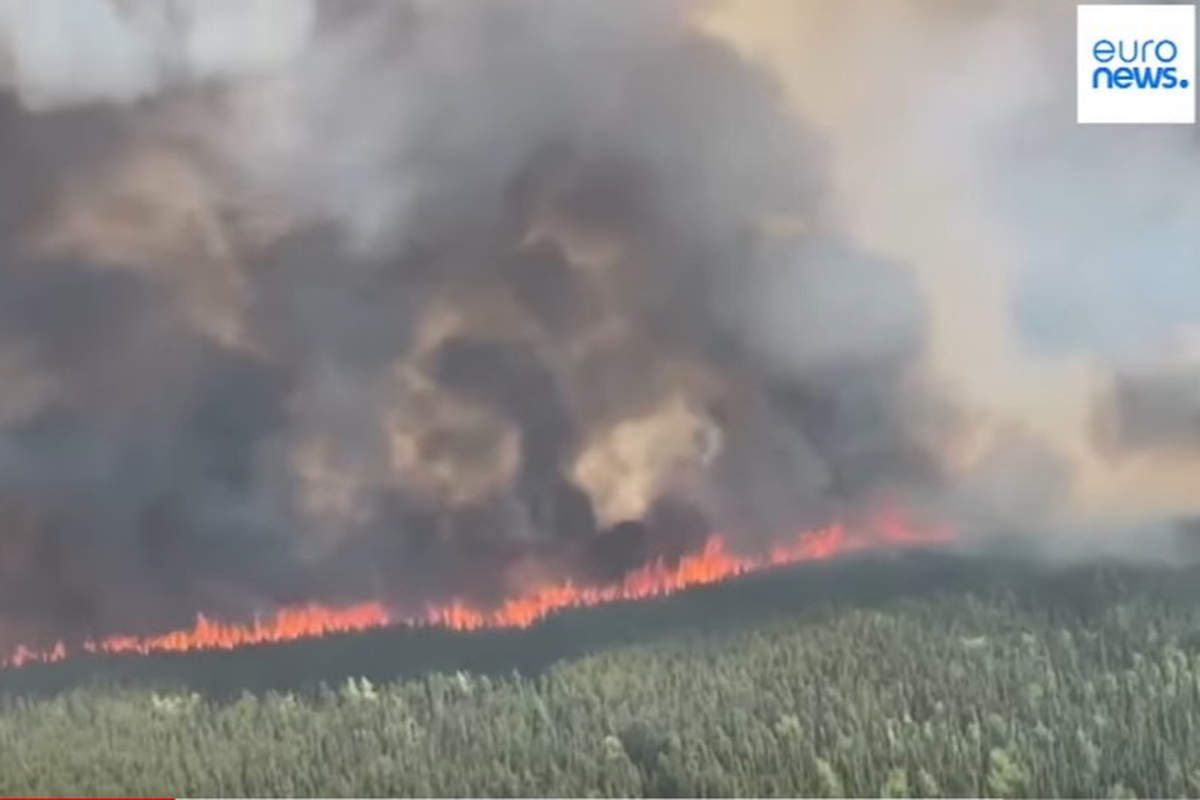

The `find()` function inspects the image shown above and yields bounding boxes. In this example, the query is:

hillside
[3,551,1200,796]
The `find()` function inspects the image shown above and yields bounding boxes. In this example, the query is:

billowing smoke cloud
[0,0,946,646]
[1,0,1194,648]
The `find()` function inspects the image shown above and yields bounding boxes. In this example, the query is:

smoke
[703,0,1200,552]
[0,0,1193,647]
[1099,359,1200,456]
[0,0,313,110]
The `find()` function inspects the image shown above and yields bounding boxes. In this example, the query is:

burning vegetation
[3,512,952,669]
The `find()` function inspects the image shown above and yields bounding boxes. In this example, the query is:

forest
[2,549,1200,797]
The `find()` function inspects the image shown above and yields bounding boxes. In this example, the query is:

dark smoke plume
[0,0,936,647]
[0,0,941,646]
[13,0,1199,648]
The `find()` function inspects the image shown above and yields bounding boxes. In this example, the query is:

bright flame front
[2,516,953,669]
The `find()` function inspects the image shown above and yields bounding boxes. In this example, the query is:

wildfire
[1,514,952,669]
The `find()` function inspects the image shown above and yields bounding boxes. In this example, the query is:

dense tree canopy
[2,556,1199,797]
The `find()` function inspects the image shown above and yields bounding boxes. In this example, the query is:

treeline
[3,555,1200,796]
[0,550,998,698]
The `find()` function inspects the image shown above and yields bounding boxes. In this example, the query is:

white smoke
[0,0,313,111]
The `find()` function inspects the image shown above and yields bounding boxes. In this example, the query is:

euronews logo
[1091,37,1188,90]
[1078,4,1195,124]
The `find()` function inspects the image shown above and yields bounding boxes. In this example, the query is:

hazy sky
[704,0,1200,523]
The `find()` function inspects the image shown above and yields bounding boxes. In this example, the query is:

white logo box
[1078,4,1196,124]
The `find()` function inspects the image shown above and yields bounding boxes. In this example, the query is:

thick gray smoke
[0,0,946,646]
[3,0,1196,649]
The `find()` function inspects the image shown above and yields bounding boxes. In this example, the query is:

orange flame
[1,515,952,669]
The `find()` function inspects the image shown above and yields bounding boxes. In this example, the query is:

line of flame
[1,517,953,669]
